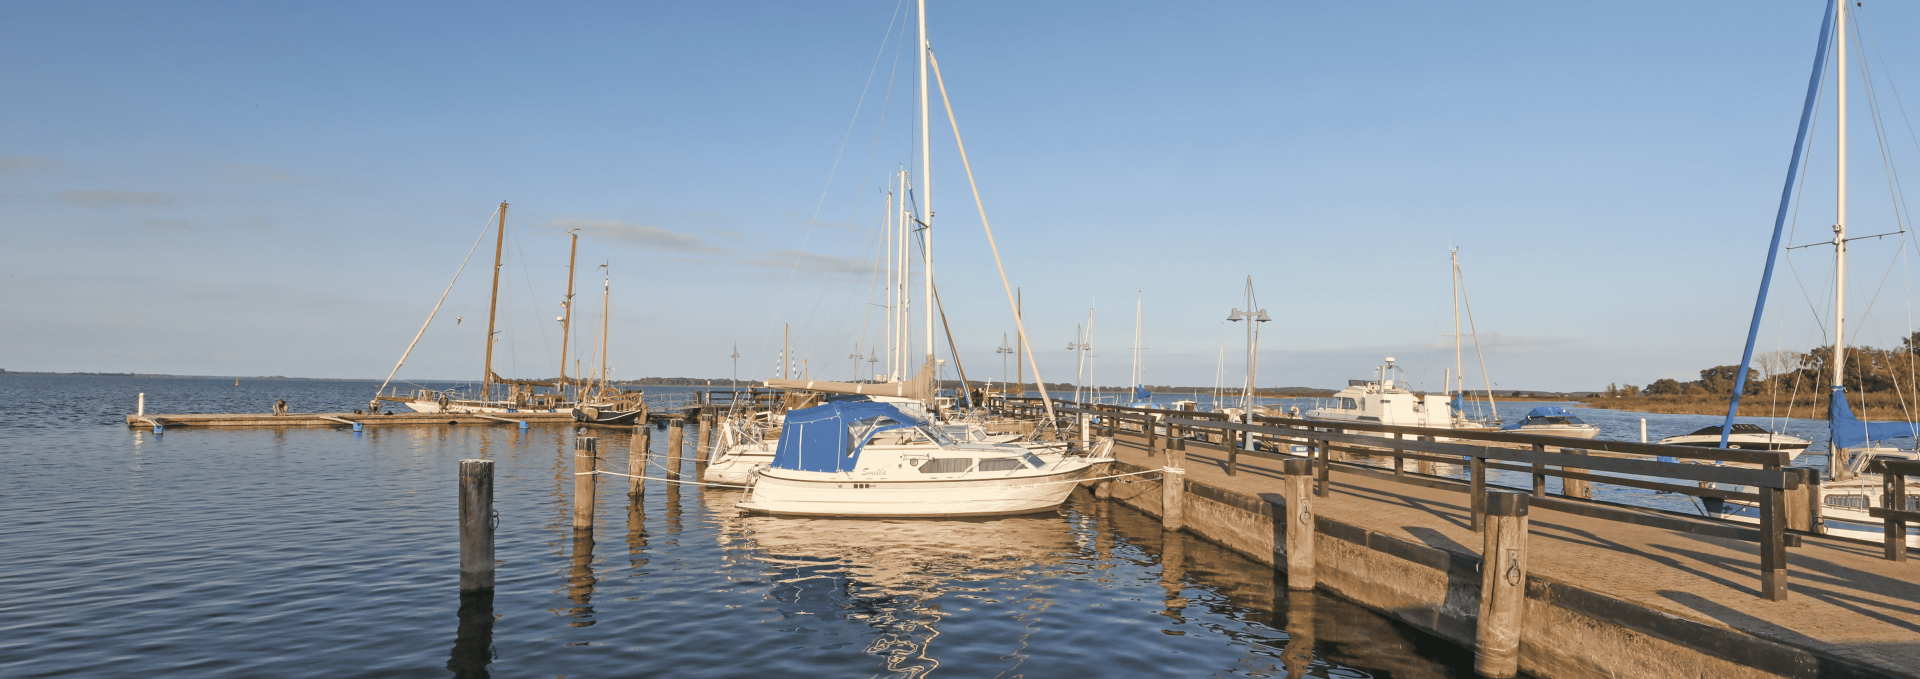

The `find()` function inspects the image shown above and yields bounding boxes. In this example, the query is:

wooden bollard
[666,421,685,479]
[629,425,649,497]
[1476,491,1530,679]
[1788,468,1818,532]
[1281,458,1316,591]
[459,459,495,592]
[1562,449,1591,500]
[1161,445,1186,531]
[696,414,713,464]
[573,437,598,529]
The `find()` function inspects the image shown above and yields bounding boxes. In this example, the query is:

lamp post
[730,343,741,400]
[849,345,862,382]
[1226,276,1271,413]
[1067,325,1092,404]
[868,351,880,382]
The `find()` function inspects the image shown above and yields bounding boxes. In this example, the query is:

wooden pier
[1049,402,1920,679]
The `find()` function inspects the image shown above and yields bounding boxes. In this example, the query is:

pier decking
[1101,429,1920,678]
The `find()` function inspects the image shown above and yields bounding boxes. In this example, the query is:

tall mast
[1832,1,1851,474]
[1452,249,1464,399]
[884,181,895,380]
[917,0,934,366]
[899,169,911,379]
[599,264,610,395]
[1015,288,1023,393]
[1132,291,1143,392]
[481,201,507,401]
[559,230,579,399]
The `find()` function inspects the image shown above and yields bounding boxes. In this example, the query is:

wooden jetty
[1046,401,1920,679]
[123,388,796,430]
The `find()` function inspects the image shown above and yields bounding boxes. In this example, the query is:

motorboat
[1658,424,1810,457]
[738,399,1113,517]
[1500,406,1600,439]
[1303,358,1455,429]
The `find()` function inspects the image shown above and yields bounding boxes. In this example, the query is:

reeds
[1582,391,1920,421]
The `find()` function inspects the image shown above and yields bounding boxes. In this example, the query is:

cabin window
[1883,494,1920,513]
[978,458,1026,472]
[1023,452,1047,469]
[847,415,900,456]
[1341,398,1357,410]
[919,458,972,474]
[1826,495,1870,510]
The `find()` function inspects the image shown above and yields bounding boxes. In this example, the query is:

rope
[1160,466,1187,475]
[374,206,499,403]
[577,470,749,489]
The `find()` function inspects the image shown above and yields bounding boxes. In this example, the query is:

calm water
[0,374,1489,678]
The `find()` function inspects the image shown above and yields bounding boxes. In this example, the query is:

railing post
[1787,467,1815,532]
[1759,472,1789,601]
[1227,421,1240,476]
[1530,443,1547,497]
[1470,456,1487,532]
[459,459,495,593]
[1476,491,1530,679]
[1161,443,1186,532]
[1392,432,1404,477]
[629,425,649,498]
[1885,468,1908,562]
[1315,434,1331,498]
[1562,448,1590,500]
[1145,413,1159,458]
[1281,458,1316,591]
[573,437,598,529]
[1417,435,1436,475]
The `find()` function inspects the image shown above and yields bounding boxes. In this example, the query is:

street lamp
[849,344,862,382]
[1226,276,1271,414]
[730,343,741,399]
[996,333,1014,395]
[1067,327,1092,404]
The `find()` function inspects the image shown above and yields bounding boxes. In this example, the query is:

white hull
[401,399,562,415]
[740,461,1105,517]
[1506,423,1600,439]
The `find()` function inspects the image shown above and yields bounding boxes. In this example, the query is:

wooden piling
[1476,491,1530,679]
[1417,435,1436,475]
[1469,456,1487,532]
[573,437,598,530]
[1314,437,1331,498]
[1161,445,1186,531]
[1530,443,1547,497]
[1562,448,1591,500]
[459,459,495,593]
[1787,468,1817,532]
[629,425,649,497]
[666,421,685,480]
[696,414,713,464]
[1885,470,1908,562]
[1392,432,1404,476]
[1145,414,1158,458]
[1759,478,1789,601]
[1281,458,1316,591]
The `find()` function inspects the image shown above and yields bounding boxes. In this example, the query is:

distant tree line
[1606,334,1920,399]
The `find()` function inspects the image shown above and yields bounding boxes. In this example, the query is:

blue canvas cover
[1133,386,1152,402]
[1501,406,1577,430]
[769,400,924,473]
[1829,386,1920,449]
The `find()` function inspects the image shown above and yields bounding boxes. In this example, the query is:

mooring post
[629,425,649,498]
[1161,444,1186,532]
[1281,458,1316,591]
[1392,432,1404,476]
[459,459,495,593]
[666,419,685,480]
[1562,449,1591,500]
[1145,414,1159,458]
[573,437,598,530]
[1530,444,1547,498]
[1314,436,1331,498]
[1786,467,1815,533]
[1470,456,1488,532]
[696,414,713,465]
[137,392,146,417]
[1476,491,1530,679]
[1885,468,1908,562]
[1079,413,1090,446]
[1758,474,1789,601]
[1227,422,1241,476]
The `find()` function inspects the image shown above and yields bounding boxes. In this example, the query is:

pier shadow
[1403,526,1472,556]
[446,591,495,679]
[1652,538,1920,634]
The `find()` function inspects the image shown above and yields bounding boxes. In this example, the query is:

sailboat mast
[1832,1,1851,476]
[1015,288,1023,394]
[1452,249,1464,399]
[1132,292,1143,391]
[599,265,610,394]
[884,183,895,380]
[481,202,507,401]
[917,0,934,367]
[559,230,578,398]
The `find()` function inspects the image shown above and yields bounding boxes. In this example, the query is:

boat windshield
[1527,416,1585,426]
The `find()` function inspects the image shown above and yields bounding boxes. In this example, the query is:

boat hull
[572,406,644,426]
[738,462,1103,518]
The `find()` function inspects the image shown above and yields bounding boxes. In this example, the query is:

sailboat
[739,0,1106,516]
[1706,0,1920,545]
[373,202,578,415]
[1127,292,1154,410]
[573,264,647,425]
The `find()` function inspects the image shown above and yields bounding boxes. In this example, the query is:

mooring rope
[577,470,750,489]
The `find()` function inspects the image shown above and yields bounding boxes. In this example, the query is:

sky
[5,0,1920,393]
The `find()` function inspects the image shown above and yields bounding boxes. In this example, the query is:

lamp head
[1227,308,1245,322]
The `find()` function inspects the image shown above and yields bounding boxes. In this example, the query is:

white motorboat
[738,400,1113,518]
[1304,358,1456,430]
[1658,424,1810,457]
[1500,406,1600,439]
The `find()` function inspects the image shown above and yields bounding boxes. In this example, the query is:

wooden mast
[598,263,610,399]
[481,202,507,402]
[558,230,579,400]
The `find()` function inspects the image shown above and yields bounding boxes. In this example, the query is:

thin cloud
[62,190,172,207]
[0,156,61,173]
[551,218,726,254]
[741,248,870,274]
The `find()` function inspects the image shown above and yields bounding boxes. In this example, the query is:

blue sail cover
[769,400,924,473]
[1450,392,1465,413]
[1828,386,1920,449]
[1133,386,1152,402]
[1501,406,1575,430]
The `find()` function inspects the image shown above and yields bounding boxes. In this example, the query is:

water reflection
[567,529,597,627]
[447,592,495,679]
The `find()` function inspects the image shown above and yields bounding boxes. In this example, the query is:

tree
[1646,378,1687,396]
[1699,365,1760,395]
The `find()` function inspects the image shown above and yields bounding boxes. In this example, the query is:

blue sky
[5,1,1918,393]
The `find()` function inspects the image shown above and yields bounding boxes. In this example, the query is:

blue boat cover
[769,400,924,473]
[1829,386,1920,449]
[1449,392,1464,413]
[1501,406,1577,430]
[1133,386,1152,402]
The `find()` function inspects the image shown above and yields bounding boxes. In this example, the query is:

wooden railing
[1038,401,1809,601]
